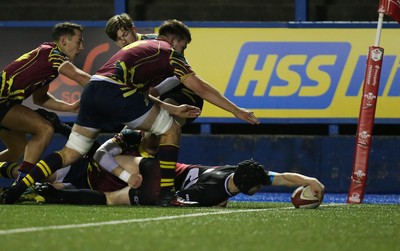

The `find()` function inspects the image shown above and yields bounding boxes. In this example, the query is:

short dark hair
[52,22,83,41]
[158,19,191,43]
[105,13,134,41]
[233,159,268,195]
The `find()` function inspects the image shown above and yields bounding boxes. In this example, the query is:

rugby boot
[0,184,26,204]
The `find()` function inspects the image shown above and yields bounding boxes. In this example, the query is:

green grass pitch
[0,202,399,251]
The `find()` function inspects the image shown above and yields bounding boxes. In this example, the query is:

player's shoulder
[40,42,58,53]
[41,42,69,60]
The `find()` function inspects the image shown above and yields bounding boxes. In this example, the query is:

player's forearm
[148,95,174,112]
[154,76,181,95]
[183,75,239,114]
[93,139,122,173]
[273,172,317,187]
[33,93,73,112]
[59,62,91,87]
[150,95,189,116]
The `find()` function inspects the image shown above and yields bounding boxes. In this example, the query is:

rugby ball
[291,185,323,209]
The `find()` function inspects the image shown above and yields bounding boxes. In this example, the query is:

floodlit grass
[0,202,399,251]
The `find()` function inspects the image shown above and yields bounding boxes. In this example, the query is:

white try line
[0,203,344,236]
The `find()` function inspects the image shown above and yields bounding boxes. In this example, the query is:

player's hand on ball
[291,185,324,209]
[308,178,325,198]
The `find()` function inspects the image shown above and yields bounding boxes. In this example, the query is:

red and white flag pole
[347,0,400,204]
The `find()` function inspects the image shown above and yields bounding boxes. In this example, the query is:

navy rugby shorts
[76,81,153,131]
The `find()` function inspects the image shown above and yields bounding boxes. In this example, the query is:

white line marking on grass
[0,203,346,236]
[0,207,291,235]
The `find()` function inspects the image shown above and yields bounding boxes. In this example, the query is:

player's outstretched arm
[272,172,325,197]
[182,74,259,125]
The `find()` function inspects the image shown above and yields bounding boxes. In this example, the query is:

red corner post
[347,46,384,204]
[347,0,400,204]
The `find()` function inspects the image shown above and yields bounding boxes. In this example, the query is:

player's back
[95,39,192,90]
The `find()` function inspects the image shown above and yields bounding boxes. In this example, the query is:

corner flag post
[347,0,400,204]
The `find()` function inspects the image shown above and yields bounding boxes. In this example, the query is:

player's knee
[149,108,175,135]
[35,120,55,139]
[65,131,95,156]
[37,116,54,131]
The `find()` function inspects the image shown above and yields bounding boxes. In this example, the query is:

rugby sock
[0,162,18,179]
[20,152,63,189]
[15,161,36,182]
[18,161,35,174]
[46,189,107,205]
[133,159,160,205]
[128,188,140,205]
[1,153,63,204]
[158,144,179,191]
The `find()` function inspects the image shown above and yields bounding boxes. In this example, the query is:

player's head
[105,13,138,48]
[158,19,191,54]
[52,22,83,41]
[233,159,268,195]
[52,22,84,61]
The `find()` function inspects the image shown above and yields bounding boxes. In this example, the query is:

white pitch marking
[0,207,290,235]
[0,203,344,236]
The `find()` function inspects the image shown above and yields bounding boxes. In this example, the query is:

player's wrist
[118,170,131,183]
[231,106,241,115]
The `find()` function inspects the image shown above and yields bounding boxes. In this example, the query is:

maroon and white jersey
[94,38,194,92]
[0,42,69,103]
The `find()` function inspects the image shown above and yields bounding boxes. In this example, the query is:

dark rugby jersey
[0,42,69,103]
[174,163,272,206]
[95,39,194,91]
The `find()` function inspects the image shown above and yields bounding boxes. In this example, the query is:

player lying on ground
[1,128,325,206]
[35,158,324,207]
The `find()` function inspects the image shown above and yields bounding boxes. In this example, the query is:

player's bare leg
[0,130,27,162]
[0,105,55,181]
[0,124,99,204]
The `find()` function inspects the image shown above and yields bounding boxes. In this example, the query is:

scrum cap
[233,159,268,195]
